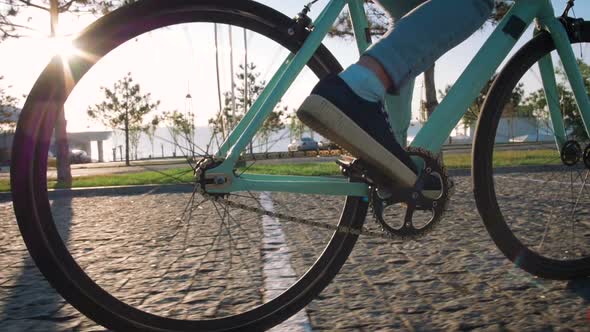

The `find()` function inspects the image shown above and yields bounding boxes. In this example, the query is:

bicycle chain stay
[195,149,453,241]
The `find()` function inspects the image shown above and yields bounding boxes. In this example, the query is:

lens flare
[50,36,81,59]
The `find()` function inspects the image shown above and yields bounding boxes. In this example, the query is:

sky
[0,0,589,133]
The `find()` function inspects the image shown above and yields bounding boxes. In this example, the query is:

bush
[48,157,57,168]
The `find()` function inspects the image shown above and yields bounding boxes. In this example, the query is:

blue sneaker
[297,74,418,188]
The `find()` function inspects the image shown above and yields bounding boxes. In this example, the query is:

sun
[49,36,81,59]
[47,35,91,94]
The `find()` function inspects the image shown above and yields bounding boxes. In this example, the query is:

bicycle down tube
[207,0,590,197]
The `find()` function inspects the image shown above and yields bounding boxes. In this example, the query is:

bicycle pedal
[336,156,359,172]
[336,157,369,180]
[337,157,391,187]
[335,155,355,167]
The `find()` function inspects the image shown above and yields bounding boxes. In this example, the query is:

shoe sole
[297,95,417,189]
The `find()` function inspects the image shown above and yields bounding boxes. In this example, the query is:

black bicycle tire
[10,0,369,331]
[473,21,590,280]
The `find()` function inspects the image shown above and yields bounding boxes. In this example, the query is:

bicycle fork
[538,14,590,151]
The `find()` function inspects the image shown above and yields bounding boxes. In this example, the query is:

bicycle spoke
[135,193,208,282]
[535,165,574,254]
[484,38,590,277]
[236,132,292,176]
[137,165,194,184]
[151,132,210,170]
[215,201,260,276]
[537,194,558,253]
[37,11,358,325]
[567,170,589,257]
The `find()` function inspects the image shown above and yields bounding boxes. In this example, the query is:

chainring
[371,147,452,239]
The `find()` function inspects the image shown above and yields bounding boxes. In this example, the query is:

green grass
[53,167,195,188]
[242,149,560,176]
[241,162,340,176]
[0,149,561,192]
[0,167,194,192]
[444,149,560,169]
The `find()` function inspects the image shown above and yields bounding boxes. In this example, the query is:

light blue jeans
[368,0,495,90]
[368,0,494,145]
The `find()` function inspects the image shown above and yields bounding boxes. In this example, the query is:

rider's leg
[340,0,494,99]
[377,0,429,21]
[297,0,493,185]
[376,0,426,147]
[338,0,428,103]
[363,0,494,91]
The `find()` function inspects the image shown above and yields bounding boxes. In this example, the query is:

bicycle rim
[474,24,590,280]
[11,1,370,330]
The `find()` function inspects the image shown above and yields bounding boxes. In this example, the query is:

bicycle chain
[199,191,393,240]
[195,158,392,240]
[195,152,453,241]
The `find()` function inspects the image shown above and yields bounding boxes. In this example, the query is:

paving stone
[2,173,590,331]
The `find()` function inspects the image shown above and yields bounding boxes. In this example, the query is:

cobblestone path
[1,174,590,331]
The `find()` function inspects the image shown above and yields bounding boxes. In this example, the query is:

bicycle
[10,0,590,330]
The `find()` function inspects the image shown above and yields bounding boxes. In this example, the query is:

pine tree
[87,73,160,166]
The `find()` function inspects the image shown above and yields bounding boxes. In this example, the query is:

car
[318,140,339,150]
[70,149,92,164]
[288,137,319,152]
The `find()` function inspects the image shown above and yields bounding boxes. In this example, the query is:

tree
[0,0,133,40]
[489,1,513,25]
[209,62,285,153]
[87,73,160,166]
[209,63,264,132]
[520,60,590,141]
[421,2,514,120]
[438,74,524,129]
[0,76,17,127]
[329,1,388,39]
[259,106,285,151]
[162,110,194,157]
[288,112,306,140]
[1,0,135,185]
[144,116,159,158]
[564,60,590,140]
[129,127,141,160]
[0,77,18,158]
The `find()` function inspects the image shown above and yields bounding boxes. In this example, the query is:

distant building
[0,131,112,163]
[65,131,113,162]
[408,115,556,146]
[469,117,555,143]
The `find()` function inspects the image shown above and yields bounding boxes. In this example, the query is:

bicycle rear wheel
[11,1,369,330]
[473,23,590,280]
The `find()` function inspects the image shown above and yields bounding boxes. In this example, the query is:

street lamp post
[185,86,194,157]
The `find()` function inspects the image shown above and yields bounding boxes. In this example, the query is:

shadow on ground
[567,277,590,303]
[0,197,82,331]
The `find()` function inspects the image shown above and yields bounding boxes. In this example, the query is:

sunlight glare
[49,36,80,59]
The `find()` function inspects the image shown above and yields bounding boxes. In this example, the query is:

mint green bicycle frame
[207,0,590,197]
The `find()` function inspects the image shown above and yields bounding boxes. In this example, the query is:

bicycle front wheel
[473,23,590,280]
[11,0,369,331]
